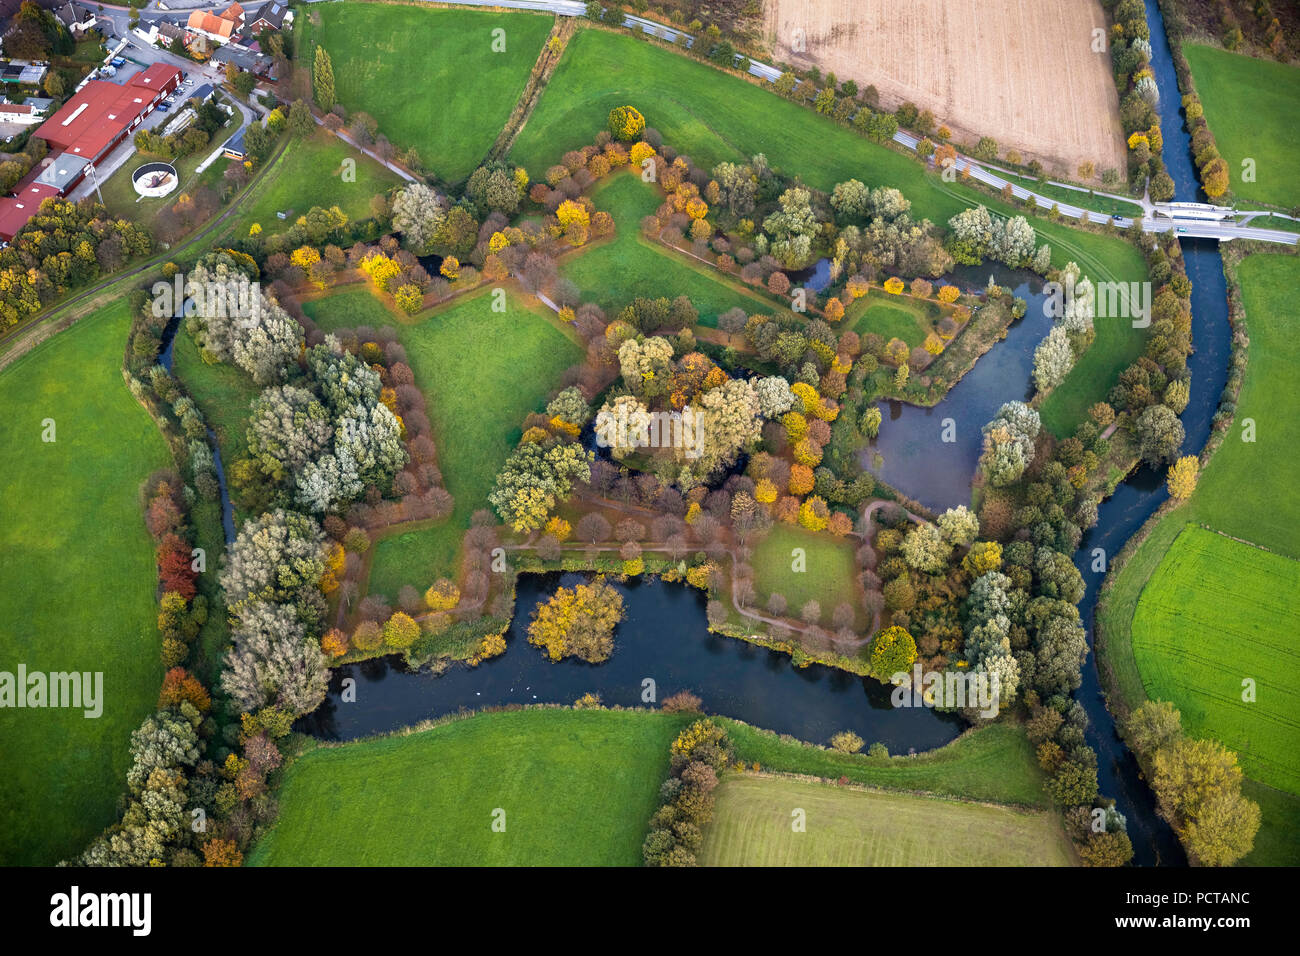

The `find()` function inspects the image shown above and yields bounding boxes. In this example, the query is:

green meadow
[0,302,170,865]
[304,285,582,595]
[298,4,554,182]
[249,709,689,865]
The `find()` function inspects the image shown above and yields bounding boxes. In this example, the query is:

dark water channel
[860,262,1049,512]
[1065,0,1230,865]
[157,314,237,545]
[300,573,963,751]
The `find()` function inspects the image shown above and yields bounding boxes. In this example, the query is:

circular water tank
[131,161,179,198]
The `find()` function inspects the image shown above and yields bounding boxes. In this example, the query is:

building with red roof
[0,182,60,241]
[37,64,180,165]
[0,64,181,241]
[186,9,238,41]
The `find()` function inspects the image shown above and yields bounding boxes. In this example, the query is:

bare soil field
[762,0,1127,178]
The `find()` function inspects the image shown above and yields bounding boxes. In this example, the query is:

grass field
[514,27,1147,433]
[1184,44,1300,208]
[248,709,689,865]
[303,285,582,595]
[513,27,963,224]
[0,302,170,865]
[700,773,1074,866]
[751,524,860,627]
[723,719,1050,806]
[299,284,399,332]
[1097,254,1300,863]
[218,131,404,242]
[97,111,237,231]
[565,173,783,326]
[849,296,934,347]
[1132,527,1300,793]
[298,5,553,182]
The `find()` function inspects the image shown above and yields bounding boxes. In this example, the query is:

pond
[788,256,834,293]
[300,572,963,750]
[860,262,1050,512]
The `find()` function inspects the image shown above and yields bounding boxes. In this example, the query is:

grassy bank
[1096,253,1300,864]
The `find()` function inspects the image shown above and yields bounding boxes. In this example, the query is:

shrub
[382,612,420,648]
[830,730,864,754]
[351,620,383,651]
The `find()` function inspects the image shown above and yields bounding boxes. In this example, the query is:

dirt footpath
[763,0,1128,179]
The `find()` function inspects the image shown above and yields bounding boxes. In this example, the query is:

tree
[947,205,996,264]
[762,187,820,269]
[830,730,864,754]
[972,137,998,161]
[313,46,336,111]
[979,401,1040,486]
[901,523,950,573]
[221,600,329,714]
[860,405,882,438]
[1151,736,1259,865]
[528,577,625,662]
[1125,699,1183,757]
[830,178,870,220]
[990,215,1036,267]
[245,385,333,484]
[936,506,980,547]
[607,105,645,142]
[962,541,1002,576]
[1033,325,1075,392]
[711,161,757,216]
[220,509,326,613]
[202,838,243,867]
[382,611,420,648]
[288,99,314,137]
[390,183,444,254]
[425,578,461,611]
[868,625,917,679]
[489,441,593,532]
[1200,157,1229,198]
[882,575,915,612]
[1166,455,1198,499]
[1136,404,1184,466]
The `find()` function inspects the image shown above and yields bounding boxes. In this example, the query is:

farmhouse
[186,9,238,44]
[52,1,94,38]
[0,98,37,123]
[245,1,291,34]
[157,21,185,46]
[0,180,57,241]
[221,126,245,160]
[0,58,46,85]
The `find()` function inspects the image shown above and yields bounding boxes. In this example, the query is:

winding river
[287,0,1226,866]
